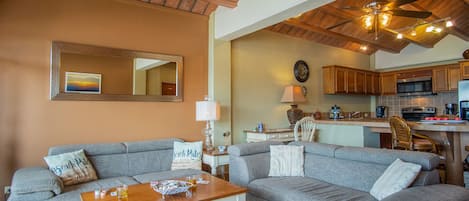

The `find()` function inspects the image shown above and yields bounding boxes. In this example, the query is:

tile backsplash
[377,92,458,117]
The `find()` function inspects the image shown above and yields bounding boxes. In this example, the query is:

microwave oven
[396,76,434,96]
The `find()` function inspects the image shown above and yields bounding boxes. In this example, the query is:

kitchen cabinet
[432,64,460,92]
[322,65,375,95]
[380,73,397,95]
[460,60,469,80]
[366,72,380,95]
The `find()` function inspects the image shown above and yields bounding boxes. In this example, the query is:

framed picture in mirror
[50,41,184,102]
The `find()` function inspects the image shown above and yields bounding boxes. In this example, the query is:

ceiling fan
[327,0,432,40]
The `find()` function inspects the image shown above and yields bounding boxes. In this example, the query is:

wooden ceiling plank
[164,0,180,8]
[284,19,401,53]
[201,0,238,8]
[321,4,430,48]
[203,3,218,15]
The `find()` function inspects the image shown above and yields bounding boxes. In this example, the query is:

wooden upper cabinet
[432,64,460,92]
[448,66,461,90]
[355,71,366,94]
[322,65,374,95]
[380,73,397,95]
[432,67,448,92]
[460,60,469,80]
[372,73,380,95]
[335,67,347,93]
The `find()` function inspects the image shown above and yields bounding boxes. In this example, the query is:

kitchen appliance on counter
[329,105,342,120]
[459,80,469,121]
[401,107,436,121]
[445,103,458,115]
[397,76,434,96]
[376,106,387,118]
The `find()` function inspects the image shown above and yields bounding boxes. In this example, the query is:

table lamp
[280,85,306,128]
[196,96,220,151]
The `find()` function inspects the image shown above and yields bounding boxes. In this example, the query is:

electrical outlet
[4,186,11,195]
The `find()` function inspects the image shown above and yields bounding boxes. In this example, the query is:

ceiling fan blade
[389,9,432,18]
[326,19,354,30]
[386,0,417,8]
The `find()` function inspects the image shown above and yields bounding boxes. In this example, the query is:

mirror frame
[50,41,183,102]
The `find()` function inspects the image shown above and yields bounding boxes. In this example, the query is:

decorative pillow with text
[44,149,97,186]
[171,141,203,170]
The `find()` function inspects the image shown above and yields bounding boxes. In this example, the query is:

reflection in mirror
[51,41,183,102]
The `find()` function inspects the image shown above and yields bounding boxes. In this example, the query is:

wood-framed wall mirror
[50,41,183,102]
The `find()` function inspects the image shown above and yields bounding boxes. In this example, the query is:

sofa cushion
[48,142,126,156]
[334,146,439,171]
[10,167,63,195]
[127,149,173,175]
[248,177,376,201]
[381,184,469,201]
[7,191,54,201]
[44,149,98,186]
[269,145,304,177]
[88,154,129,179]
[289,141,341,157]
[124,138,182,153]
[370,158,422,200]
[133,169,204,183]
[49,176,139,201]
[228,141,283,156]
[304,153,388,192]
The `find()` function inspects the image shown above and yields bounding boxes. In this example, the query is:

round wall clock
[294,60,309,83]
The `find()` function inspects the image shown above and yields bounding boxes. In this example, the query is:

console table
[245,128,294,143]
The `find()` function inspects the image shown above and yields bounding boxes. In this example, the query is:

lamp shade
[280,85,306,103]
[196,100,220,121]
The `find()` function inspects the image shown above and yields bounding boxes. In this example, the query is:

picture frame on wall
[64,72,102,94]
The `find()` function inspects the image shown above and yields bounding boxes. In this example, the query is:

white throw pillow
[44,149,98,186]
[268,145,304,177]
[171,141,203,170]
[370,158,422,200]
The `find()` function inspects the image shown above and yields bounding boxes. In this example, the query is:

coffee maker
[445,103,458,115]
[461,101,469,120]
[376,106,387,118]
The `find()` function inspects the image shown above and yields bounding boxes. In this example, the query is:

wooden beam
[321,5,433,48]
[201,0,238,8]
[284,18,401,53]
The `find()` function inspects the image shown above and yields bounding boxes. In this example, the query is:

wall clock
[294,60,309,83]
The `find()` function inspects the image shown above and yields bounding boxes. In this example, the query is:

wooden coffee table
[80,174,247,201]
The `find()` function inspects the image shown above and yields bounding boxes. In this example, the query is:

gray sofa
[8,138,203,201]
[229,141,469,201]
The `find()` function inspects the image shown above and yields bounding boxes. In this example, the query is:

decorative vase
[464,49,469,59]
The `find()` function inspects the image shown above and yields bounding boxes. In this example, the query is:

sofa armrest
[228,141,283,187]
[10,167,63,195]
[382,184,469,201]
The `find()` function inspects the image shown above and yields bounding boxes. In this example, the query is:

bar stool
[389,116,440,153]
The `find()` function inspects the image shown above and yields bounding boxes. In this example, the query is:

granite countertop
[314,118,469,132]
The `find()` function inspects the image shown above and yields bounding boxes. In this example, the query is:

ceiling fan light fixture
[425,25,435,33]
[396,33,403,39]
[435,27,442,33]
[445,21,453,27]
[379,13,392,27]
[363,14,374,30]
[360,45,368,51]
[410,30,417,36]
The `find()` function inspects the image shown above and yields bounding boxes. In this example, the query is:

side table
[202,149,229,176]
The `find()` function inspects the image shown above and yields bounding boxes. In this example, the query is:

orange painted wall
[0,0,208,195]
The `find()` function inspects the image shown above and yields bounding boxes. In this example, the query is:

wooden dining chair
[294,117,317,142]
[389,116,439,154]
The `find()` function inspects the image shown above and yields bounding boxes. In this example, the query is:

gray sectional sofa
[8,138,203,201]
[229,141,469,201]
